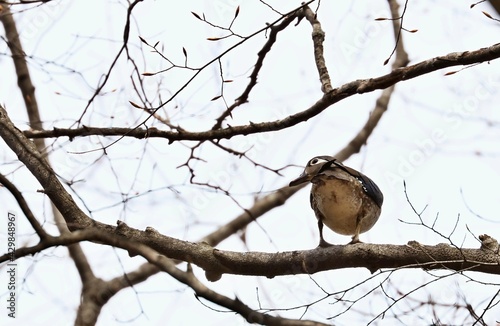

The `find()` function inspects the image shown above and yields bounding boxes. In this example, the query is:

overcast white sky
[1,0,500,325]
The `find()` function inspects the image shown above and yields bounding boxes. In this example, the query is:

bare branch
[302,5,332,93]
[0,105,92,229]
[23,42,500,143]
[0,172,47,238]
[211,8,300,129]
[0,5,44,151]
[2,222,500,281]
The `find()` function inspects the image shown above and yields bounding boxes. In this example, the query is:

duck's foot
[318,239,333,248]
[348,236,363,245]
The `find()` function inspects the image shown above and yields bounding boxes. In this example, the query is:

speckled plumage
[290,156,383,246]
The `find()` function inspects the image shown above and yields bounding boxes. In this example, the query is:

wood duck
[289,156,383,246]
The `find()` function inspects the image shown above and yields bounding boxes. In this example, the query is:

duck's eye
[310,158,319,165]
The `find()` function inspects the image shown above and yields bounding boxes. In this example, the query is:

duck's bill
[289,173,310,187]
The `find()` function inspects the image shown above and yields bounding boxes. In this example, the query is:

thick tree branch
[210,238,500,278]
[2,224,499,280]
[23,42,500,143]
[0,5,43,142]
[120,227,500,280]
[0,105,94,229]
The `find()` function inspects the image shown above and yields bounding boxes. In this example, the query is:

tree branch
[0,105,93,229]
[23,42,500,142]
[211,7,300,129]
[0,5,43,135]
[2,223,499,280]
[1,6,100,323]
[302,5,332,93]
[0,172,47,238]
